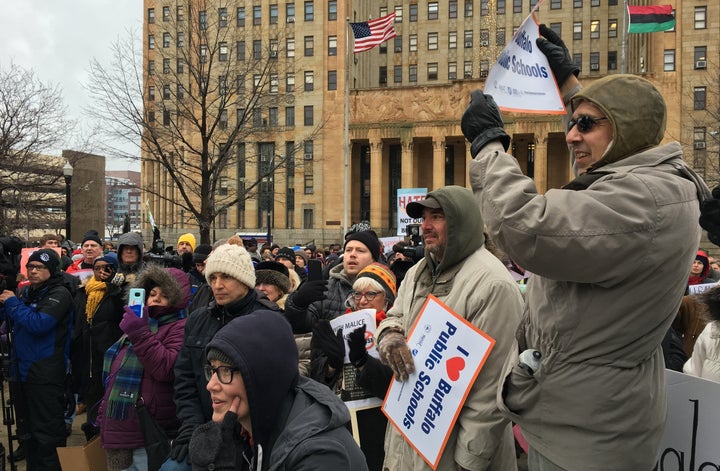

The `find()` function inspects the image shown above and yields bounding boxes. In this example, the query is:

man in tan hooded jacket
[461,27,711,471]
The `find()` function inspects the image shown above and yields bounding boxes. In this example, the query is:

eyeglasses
[26,264,48,272]
[93,264,113,273]
[350,291,382,302]
[567,115,608,134]
[203,364,238,384]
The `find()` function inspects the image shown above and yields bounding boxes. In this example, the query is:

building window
[449,31,457,49]
[177,83,184,99]
[237,108,245,126]
[328,0,337,20]
[285,106,295,126]
[303,208,314,227]
[394,35,402,52]
[270,4,279,24]
[608,51,617,70]
[573,0,582,7]
[148,34,155,50]
[480,60,489,77]
[328,70,337,90]
[287,3,295,21]
[427,62,438,80]
[177,5,184,21]
[465,0,473,16]
[608,19,618,38]
[549,23,561,37]
[200,45,207,63]
[253,108,262,127]
[163,58,171,73]
[253,74,262,90]
[480,29,489,45]
[497,0,506,14]
[304,71,314,91]
[148,8,155,23]
[148,86,155,101]
[148,60,155,75]
[177,58,184,74]
[219,42,228,61]
[237,41,246,61]
[663,50,675,71]
[394,65,402,83]
[219,7,228,27]
[550,0,561,9]
[177,32,184,47]
[428,32,438,50]
[496,28,505,46]
[305,1,314,21]
[163,84,171,99]
[694,127,707,152]
[163,109,171,126]
[590,0,599,6]
[254,6,262,25]
[464,61,473,78]
[694,46,707,69]
[251,40,261,59]
[573,53,582,71]
[464,30,473,48]
[379,66,387,86]
[148,110,155,122]
[589,52,599,71]
[304,105,313,126]
[695,6,706,29]
[270,74,279,93]
[304,36,314,56]
[449,0,457,18]
[395,5,403,22]
[573,22,582,40]
[269,107,278,126]
[409,3,418,21]
[199,10,207,30]
[286,73,295,92]
[328,35,337,55]
[590,20,600,39]
[219,109,228,129]
[448,62,457,80]
[481,0,489,15]
[237,7,246,26]
[409,64,417,82]
[287,38,295,57]
[409,34,418,52]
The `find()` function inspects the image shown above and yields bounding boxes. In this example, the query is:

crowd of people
[2,26,720,471]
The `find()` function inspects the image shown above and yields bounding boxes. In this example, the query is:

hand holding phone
[308,259,324,282]
[128,288,145,318]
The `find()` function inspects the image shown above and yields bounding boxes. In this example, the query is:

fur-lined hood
[128,264,191,311]
[699,285,720,323]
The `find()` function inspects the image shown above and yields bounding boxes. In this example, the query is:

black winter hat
[81,230,103,246]
[344,230,381,261]
[193,244,213,264]
[255,261,291,294]
[275,247,297,265]
[28,248,61,275]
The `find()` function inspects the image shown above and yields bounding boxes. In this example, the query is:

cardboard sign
[329,309,382,409]
[654,370,720,469]
[687,282,718,295]
[397,188,428,236]
[484,2,565,114]
[382,295,495,469]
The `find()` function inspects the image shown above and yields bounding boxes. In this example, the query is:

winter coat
[173,290,279,441]
[97,266,190,449]
[376,186,523,471]
[673,294,709,357]
[684,322,720,382]
[1,273,74,384]
[469,75,710,470]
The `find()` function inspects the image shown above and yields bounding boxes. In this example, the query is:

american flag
[351,12,397,53]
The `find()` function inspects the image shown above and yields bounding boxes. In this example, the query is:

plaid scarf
[103,311,184,420]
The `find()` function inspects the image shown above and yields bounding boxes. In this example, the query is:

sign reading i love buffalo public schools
[382,295,495,469]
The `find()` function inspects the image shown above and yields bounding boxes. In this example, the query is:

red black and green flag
[628,5,675,33]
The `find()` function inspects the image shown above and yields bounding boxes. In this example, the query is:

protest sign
[484,1,565,114]
[654,370,720,469]
[382,295,495,469]
[687,282,718,295]
[330,309,382,409]
[20,247,63,278]
[397,188,427,235]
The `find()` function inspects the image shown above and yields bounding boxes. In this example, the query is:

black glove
[536,24,580,87]
[701,186,720,247]
[293,280,328,308]
[461,90,510,156]
[347,325,369,368]
[312,321,345,370]
[169,425,194,462]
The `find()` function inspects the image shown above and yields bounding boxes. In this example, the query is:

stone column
[401,139,414,188]
[432,138,445,190]
[534,136,548,194]
[369,139,384,229]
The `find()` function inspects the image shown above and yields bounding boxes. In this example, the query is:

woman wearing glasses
[71,252,125,438]
[97,265,190,471]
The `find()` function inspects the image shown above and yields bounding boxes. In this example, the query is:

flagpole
[343,15,350,237]
[621,0,628,73]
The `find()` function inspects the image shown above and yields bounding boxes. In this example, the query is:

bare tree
[85,0,322,244]
[0,63,73,236]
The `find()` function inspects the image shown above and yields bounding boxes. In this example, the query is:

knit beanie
[193,244,213,264]
[177,233,196,252]
[94,252,119,271]
[344,230,381,261]
[275,247,297,265]
[28,248,61,275]
[255,261,291,295]
[207,347,235,368]
[356,262,397,304]
[204,243,256,288]
[294,250,308,265]
[81,229,102,246]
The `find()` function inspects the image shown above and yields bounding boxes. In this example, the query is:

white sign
[380,236,405,255]
[397,188,428,236]
[484,4,565,115]
[382,295,495,469]
[687,282,718,295]
[330,309,382,409]
[655,370,720,469]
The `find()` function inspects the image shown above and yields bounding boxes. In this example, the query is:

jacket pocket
[499,362,540,421]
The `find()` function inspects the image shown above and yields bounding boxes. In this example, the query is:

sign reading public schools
[382,295,495,469]
[484,0,565,114]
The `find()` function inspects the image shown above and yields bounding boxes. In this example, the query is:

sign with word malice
[382,295,495,469]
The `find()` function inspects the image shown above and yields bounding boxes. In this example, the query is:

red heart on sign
[446,356,465,381]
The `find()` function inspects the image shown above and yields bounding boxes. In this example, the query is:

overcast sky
[0,0,143,170]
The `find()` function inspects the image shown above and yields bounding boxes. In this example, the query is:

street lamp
[63,161,73,241]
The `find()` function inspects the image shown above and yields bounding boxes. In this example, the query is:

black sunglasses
[567,115,608,134]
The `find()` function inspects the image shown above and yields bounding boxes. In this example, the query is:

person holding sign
[463,26,710,471]
[376,186,523,471]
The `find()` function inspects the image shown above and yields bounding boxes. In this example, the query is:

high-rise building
[106,171,142,239]
[142,0,717,246]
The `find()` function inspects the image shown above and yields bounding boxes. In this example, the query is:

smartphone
[308,259,324,282]
[128,288,145,318]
